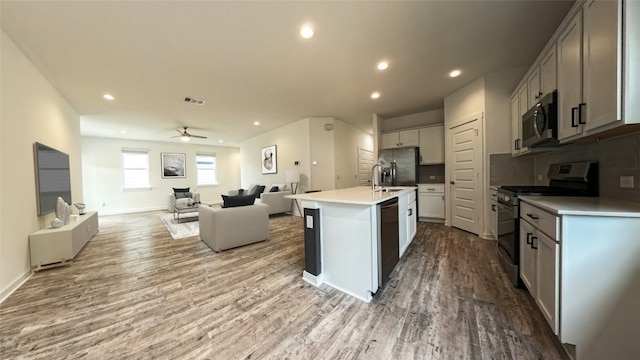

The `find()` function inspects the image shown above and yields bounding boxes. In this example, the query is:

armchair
[168,192,201,212]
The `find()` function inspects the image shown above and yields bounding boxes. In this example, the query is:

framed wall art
[261,145,277,174]
[161,153,186,178]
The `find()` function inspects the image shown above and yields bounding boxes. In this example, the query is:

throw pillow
[269,186,279,192]
[251,185,266,198]
[247,185,258,195]
[175,191,193,199]
[221,194,256,208]
[173,187,190,193]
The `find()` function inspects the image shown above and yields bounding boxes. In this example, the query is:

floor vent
[184,97,206,105]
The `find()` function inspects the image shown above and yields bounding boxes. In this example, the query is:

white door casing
[448,115,482,235]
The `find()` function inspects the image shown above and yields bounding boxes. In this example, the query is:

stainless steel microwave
[522,90,558,148]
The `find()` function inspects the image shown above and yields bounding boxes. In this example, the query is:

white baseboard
[302,271,323,287]
[0,270,32,304]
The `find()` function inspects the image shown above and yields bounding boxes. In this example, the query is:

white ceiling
[1,0,574,147]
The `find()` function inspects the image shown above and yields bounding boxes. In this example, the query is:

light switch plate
[620,176,634,188]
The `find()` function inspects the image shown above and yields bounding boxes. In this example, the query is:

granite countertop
[519,196,640,218]
[287,186,417,206]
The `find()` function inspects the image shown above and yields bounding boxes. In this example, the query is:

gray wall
[534,132,640,203]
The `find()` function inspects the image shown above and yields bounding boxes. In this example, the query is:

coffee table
[173,203,204,223]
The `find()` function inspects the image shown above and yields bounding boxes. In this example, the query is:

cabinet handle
[408,208,413,216]
[578,103,586,124]
[571,107,579,127]
[531,236,538,249]
[450,181,455,185]
[516,139,521,150]
[427,188,435,191]
[526,232,533,245]
[491,204,496,211]
[526,213,539,220]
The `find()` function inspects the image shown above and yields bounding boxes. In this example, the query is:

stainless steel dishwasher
[378,198,399,288]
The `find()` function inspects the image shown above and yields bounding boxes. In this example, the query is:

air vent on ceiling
[184,96,206,105]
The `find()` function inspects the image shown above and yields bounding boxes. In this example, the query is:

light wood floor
[0,212,567,359]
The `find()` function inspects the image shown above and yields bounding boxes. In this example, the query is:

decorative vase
[62,202,71,225]
[55,197,65,220]
[51,218,64,228]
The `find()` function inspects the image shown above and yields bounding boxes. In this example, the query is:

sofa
[229,184,292,215]
[199,202,269,253]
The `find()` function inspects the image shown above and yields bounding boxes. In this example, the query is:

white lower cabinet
[520,204,559,335]
[418,184,445,221]
[399,190,418,257]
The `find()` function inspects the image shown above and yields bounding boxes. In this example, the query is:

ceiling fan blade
[170,135,181,138]
[176,129,184,134]
[191,135,207,139]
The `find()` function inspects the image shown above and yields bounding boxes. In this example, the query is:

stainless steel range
[496,161,599,287]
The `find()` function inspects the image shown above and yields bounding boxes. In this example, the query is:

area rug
[159,212,199,240]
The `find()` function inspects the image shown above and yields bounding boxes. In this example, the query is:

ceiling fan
[172,126,207,142]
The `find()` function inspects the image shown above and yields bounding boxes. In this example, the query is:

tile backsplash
[534,132,640,203]
[418,164,445,184]
[489,153,534,185]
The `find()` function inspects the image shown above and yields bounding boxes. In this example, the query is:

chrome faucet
[371,164,383,190]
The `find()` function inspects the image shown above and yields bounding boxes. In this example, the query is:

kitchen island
[288,186,417,302]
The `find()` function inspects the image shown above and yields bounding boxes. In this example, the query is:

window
[196,154,217,186]
[122,150,150,189]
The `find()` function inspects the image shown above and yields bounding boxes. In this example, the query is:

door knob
[450,181,455,184]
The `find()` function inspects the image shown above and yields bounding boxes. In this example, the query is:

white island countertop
[519,196,640,217]
[287,186,417,206]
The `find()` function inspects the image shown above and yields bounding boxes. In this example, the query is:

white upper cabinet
[557,10,584,141]
[582,0,622,132]
[510,94,520,156]
[418,125,444,164]
[527,67,542,106]
[381,129,419,149]
[557,0,640,142]
[540,45,558,96]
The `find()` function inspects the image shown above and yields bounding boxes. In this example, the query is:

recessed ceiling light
[371,92,381,99]
[300,25,314,39]
[449,69,461,78]
[377,61,389,70]
[254,121,260,126]
[120,130,127,134]
[103,94,115,100]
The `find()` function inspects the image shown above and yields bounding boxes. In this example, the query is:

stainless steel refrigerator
[378,147,419,186]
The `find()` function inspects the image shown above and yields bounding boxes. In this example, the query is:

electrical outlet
[537,174,543,181]
[336,174,340,180]
[102,202,106,207]
[620,176,634,188]
[429,175,435,179]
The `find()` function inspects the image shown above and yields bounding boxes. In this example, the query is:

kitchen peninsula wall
[533,132,640,204]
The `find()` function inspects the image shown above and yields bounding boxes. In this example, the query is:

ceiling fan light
[181,135,190,142]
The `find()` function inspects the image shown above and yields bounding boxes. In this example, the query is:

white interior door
[449,118,481,235]
[357,147,375,186]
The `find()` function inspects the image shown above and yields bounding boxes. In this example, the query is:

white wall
[333,119,374,189]
[1,31,82,300]
[309,118,336,191]
[81,136,240,214]
[239,119,312,194]
[383,109,444,131]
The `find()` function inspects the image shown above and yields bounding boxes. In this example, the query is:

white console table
[29,211,99,271]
